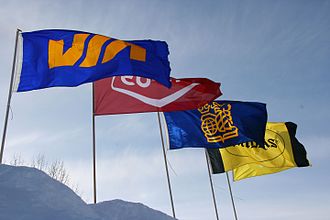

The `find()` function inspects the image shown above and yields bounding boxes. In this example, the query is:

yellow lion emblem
[198,102,239,143]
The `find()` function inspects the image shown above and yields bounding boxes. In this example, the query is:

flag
[207,122,310,181]
[164,101,267,149]
[93,76,222,115]
[13,29,171,92]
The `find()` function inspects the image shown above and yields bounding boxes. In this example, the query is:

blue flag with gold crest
[164,101,267,149]
[14,29,171,92]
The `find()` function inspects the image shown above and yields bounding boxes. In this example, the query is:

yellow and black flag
[207,122,310,181]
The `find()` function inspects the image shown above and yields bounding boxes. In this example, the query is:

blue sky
[0,0,329,219]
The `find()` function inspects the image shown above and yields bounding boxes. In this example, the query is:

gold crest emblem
[198,102,239,143]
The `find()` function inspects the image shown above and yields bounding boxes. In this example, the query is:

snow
[91,200,175,220]
[0,164,175,220]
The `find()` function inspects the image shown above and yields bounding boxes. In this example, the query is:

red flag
[93,76,222,115]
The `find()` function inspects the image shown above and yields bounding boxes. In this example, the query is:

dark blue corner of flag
[233,101,267,146]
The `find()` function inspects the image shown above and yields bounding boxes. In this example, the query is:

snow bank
[90,199,174,220]
[0,164,175,220]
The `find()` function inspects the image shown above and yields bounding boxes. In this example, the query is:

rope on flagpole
[205,149,220,220]
[157,112,176,219]
[226,172,238,220]
[0,28,22,164]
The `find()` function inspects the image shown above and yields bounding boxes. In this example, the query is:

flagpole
[92,83,97,204]
[226,172,238,220]
[205,149,220,220]
[0,28,22,164]
[157,112,176,219]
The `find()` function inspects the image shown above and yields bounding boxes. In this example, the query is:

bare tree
[8,154,82,198]
[48,160,69,185]
[9,153,25,166]
[31,154,48,171]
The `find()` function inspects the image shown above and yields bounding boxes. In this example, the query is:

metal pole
[157,112,176,219]
[226,172,238,220]
[92,83,97,204]
[205,149,220,220]
[0,29,22,164]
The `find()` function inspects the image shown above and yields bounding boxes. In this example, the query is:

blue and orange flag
[13,29,171,92]
[164,101,267,149]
